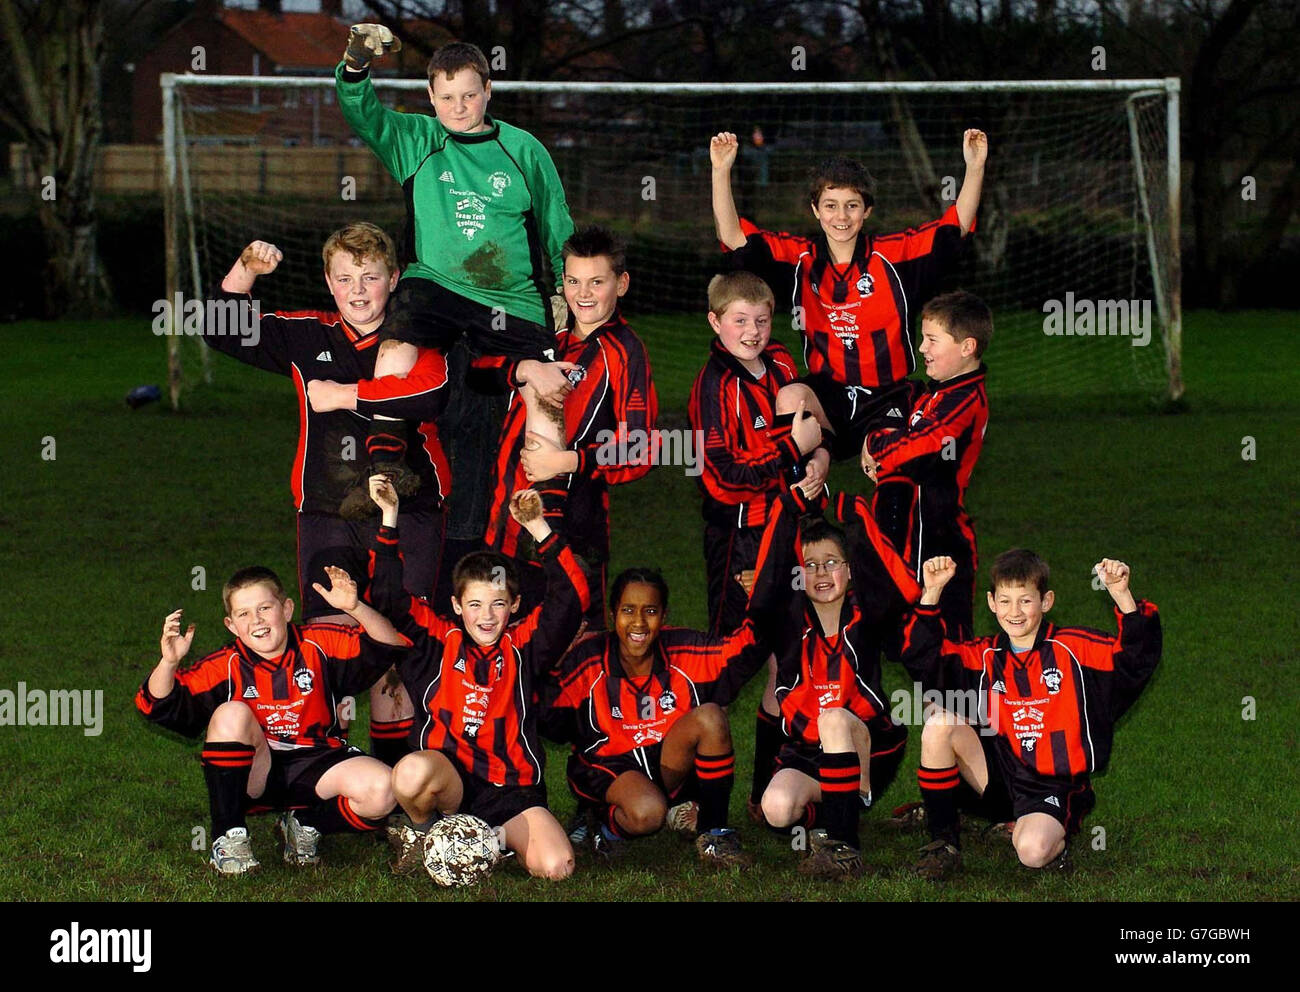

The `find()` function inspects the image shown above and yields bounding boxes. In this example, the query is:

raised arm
[1094,559,1162,719]
[200,241,293,373]
[512,491,592,675]
[898,557,973,690]
[136,618,228,738]
[710,132,747,249]
[954,129,987,235]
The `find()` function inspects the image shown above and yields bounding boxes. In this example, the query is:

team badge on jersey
[293,669,315,694]
[856,273,874,296]
[488,171,512,197]
[1042,669,1062,694]
[658,691,677,714]
[565,365,587,388]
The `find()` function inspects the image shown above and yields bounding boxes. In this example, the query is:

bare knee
[816,707,857,747]
[531,849,575,881]
[692,702,730,743]
[207,701,257,741]
[921,711,958,747]
[761,788,802,829]
[391,754,433,803]
[353,772,395,815]
[618,795,668,836]
[775,382,811,415]
[1015,835,1060,869]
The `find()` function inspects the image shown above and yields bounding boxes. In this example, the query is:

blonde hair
[321,222,397,274]
[707,271,774,319]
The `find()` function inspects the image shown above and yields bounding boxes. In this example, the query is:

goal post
[162,73,1182,407]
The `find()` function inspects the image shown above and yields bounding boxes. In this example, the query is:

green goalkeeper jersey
[336,63,573,326]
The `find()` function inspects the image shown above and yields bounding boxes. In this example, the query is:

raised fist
[710,132,740,171]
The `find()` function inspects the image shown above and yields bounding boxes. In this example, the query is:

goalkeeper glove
[344,24,402,71]
[550,293,570,331]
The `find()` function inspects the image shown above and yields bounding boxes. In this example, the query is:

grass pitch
[1,310,1296,901]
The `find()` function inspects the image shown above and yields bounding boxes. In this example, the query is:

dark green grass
[1,310,1297,901]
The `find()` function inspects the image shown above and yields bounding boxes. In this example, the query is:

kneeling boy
[365,478,590,881]
[136,567,409,873]
[901,550,1161,878]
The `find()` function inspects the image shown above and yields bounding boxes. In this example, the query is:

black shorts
[703,522,765,637]
[297,507,444,620]
[775,716,908,803]
[565,748,692,805]
[958,732,1096,836]
[250,745,364,812]
[452,763,549,829]
[801,373,915,461]
[382,277,555,361]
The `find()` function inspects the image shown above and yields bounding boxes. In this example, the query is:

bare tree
[0,0,112,316]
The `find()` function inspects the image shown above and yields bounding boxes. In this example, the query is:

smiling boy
[363,478,590,880]
[136,566,410,874]
[899,551,1161,878]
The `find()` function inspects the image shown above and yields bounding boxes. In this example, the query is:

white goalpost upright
[162,73,1182,407]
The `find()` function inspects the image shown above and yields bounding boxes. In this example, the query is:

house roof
[218,9,344,71]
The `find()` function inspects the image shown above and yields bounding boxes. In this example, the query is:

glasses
[802,558,845,574]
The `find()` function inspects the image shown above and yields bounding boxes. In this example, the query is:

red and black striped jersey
[688,338,801,528]
[865,364,988,570]
[134,623,405,749]
[728,205,969,389]
[900,600,1162,776]
[543,623,769,759]
[366,524,590,786]
[477,309,658,560]
[748,487,921,748]
[201,289,451,514]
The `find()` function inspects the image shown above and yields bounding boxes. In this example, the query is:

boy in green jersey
[326,27,577,528]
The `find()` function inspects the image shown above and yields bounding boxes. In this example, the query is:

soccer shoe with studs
[1044,845,1072,874]
[913,839,962,881]
[886,802,929,833]
[695,828,755,868]
[591,825,628,863]
[389,822,429,876]
[565,810,591,847]
[798,831,864,879]
[665,800,699,837]
[210,827,261,875]
[977,820,1015,844]
[339,475,382,520]
[278,811,322,867]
